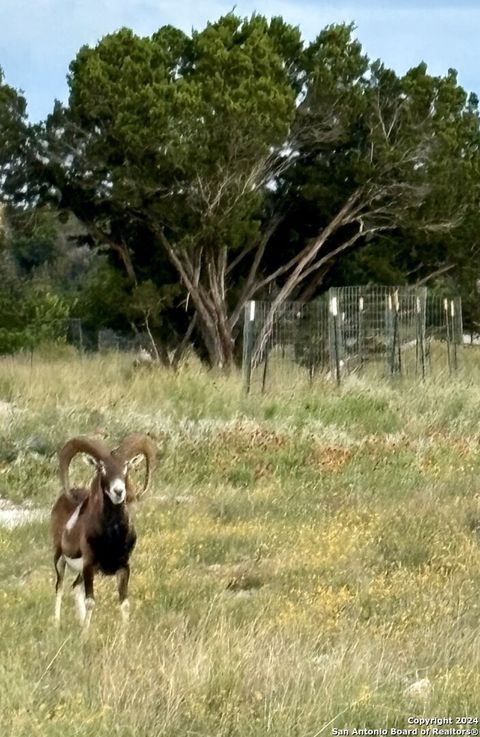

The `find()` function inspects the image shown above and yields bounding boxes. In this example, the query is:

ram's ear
[82,455,105,472]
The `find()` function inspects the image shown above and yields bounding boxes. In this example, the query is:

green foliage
[0,278,71,353]
[0,207,78,353]
[130,279,178,325]
[3,15,480,358]
[63,14,298,247]
[3,208,61,275]
[0,65,28,178]
[74,256,130,331]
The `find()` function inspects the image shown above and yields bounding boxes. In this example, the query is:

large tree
[4,17,480,366]
[16,16,302,366]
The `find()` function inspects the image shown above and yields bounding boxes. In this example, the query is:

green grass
[2,349,480,733]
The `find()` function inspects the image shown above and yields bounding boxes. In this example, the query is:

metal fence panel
[243,286,463,391]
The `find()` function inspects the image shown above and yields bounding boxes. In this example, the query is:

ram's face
[104,473,127,505]
[86,456,127,505]
[86,451,145,505]
[101,458,128,504]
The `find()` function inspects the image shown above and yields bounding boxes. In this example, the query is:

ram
[51,434,155,627]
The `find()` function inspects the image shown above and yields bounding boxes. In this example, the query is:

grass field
[2,349,480,735]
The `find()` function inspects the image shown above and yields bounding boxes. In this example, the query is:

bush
[0,280,71,354]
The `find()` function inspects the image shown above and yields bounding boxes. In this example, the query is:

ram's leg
[83,564,96,629]
[54,553,66,625]
[72,574,87,624]
[116,565,130,623]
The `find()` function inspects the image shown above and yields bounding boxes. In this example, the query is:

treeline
[1,14,480,365]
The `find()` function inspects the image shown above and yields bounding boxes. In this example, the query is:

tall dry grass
[1,349,480,733]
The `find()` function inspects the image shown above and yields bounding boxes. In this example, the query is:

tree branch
[415,263,455,286]
[229,214,283,329]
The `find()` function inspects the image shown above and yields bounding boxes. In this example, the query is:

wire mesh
[97,329,151,353]
[243,286,464,392]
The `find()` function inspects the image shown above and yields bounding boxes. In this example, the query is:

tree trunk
[195,308,234,368]
[159,231,235,368]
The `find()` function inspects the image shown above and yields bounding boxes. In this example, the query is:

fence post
[416,292,426,380]
[358,295,365,372]
[444,298,452,374]
[388,294,394,375]
[243,301,256,394]
[396,290,402,375]
[456,296,463,369]
[451,300,458,372]
[387,289,402,376]
[67,318,84,353]
[329,291,341,386]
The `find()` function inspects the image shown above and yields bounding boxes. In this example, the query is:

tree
[14,16,301,366]
[6,18,480,367]
[0,66,29,187]
[247,34,480,362]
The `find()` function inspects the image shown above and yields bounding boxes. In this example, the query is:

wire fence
[243,286,464,392]
[66,320,151,354]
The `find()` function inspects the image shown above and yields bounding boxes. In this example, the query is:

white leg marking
[84,597,95,629]
[56,556,66,575]
[120,599,130,624]
[54,590,63,624]
[54,557,66,625]
[74,585,87,624]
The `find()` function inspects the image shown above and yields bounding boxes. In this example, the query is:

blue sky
[1,1,479,122]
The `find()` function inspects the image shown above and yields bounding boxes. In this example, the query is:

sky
[1,1,479,122]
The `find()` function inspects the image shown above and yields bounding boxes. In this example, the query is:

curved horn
[113,433,156,495]
[58,436,111,494]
